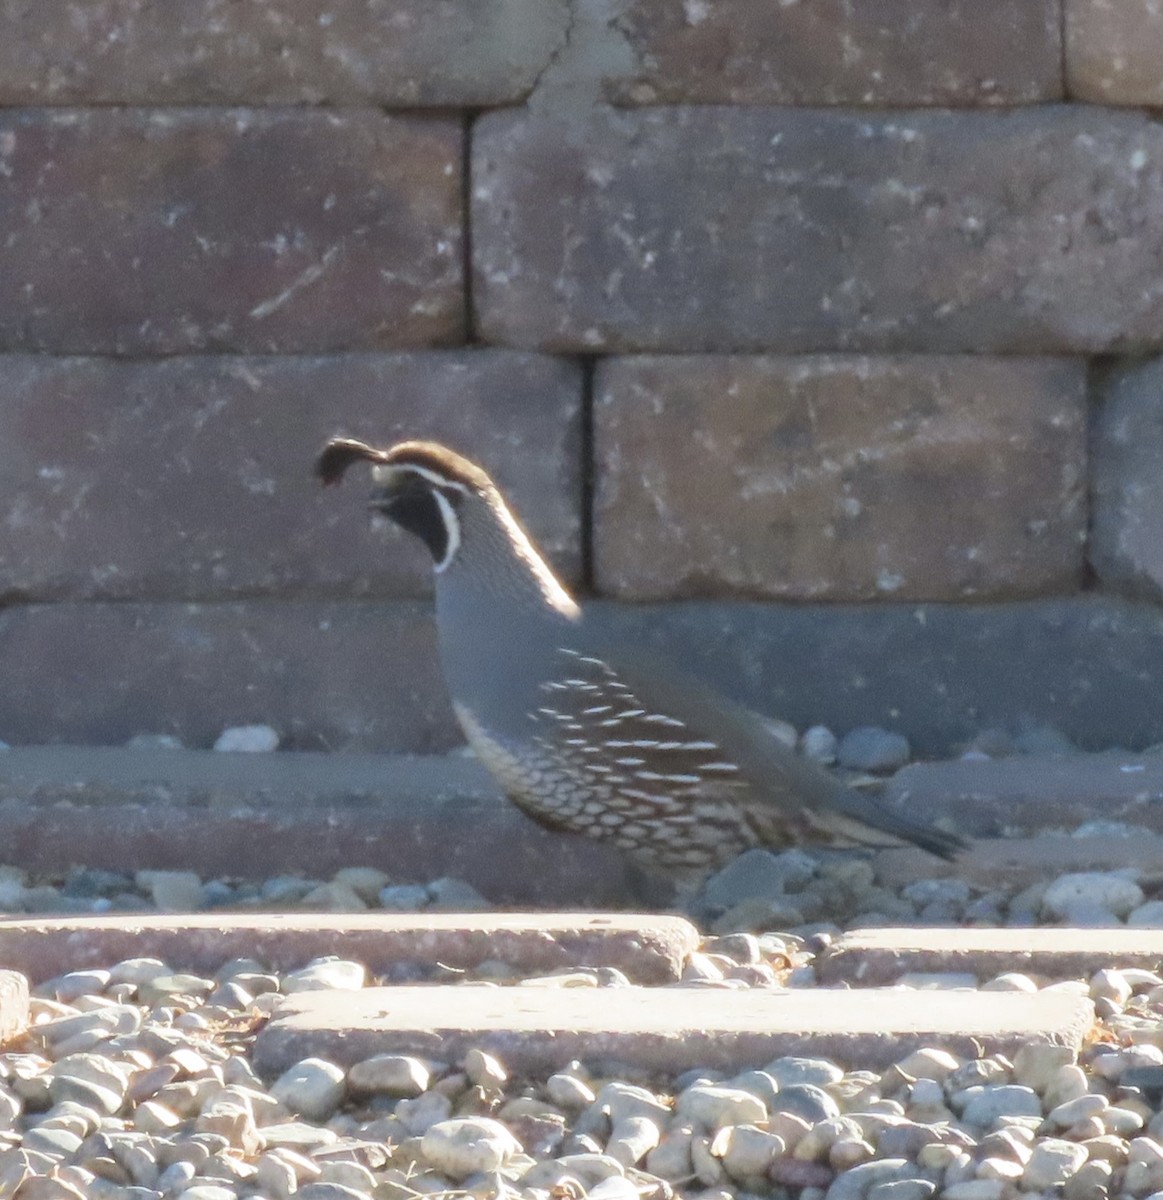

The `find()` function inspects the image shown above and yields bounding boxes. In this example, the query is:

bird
[317,436,965,893]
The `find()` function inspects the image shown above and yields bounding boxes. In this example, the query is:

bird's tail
[829,787,967,860]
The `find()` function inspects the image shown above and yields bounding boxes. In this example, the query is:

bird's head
[316,437,493,572]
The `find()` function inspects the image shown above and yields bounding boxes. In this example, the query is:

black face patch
[373,478,460,565]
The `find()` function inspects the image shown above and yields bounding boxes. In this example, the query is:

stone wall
[2,0,1163,754]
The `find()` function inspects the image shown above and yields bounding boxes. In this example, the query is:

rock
[1064,1159,1113,1200]
[346,1056,430,1099]
[702,849,797,908]
[126,733,184,750]
[1041,872,1145,921]
[214,724,280,752]
[823,1159,914,1200]
[801,726,839,764]
[133,870,203,911]
[765,1057,844,1088]
[395,1090,453,1136]
[1011,1043,1074,1093]
[463,1049,507,1089]
[1048,1093,1108,1129]
[867,1182,936,1200]
[593,1082,670,1126]
[330,868,390,902]
[270,1059,346,1122]
[585,1178,640,1200]
[771,1085,841,1125]
[958,1085,1042,1128]
[282,959,366,993]
[941,1182,1005,1200]
[713,1123,784,1179]
[837,727,911,772]
[426,877,491,911]
[299,883,368,913]
[675,1083,767,1129]
[378,885,431,911]
[420,1118,521,1179]
[646,1127,694,1182]
[298,1185,372,1200]
[1129,900,1163,927]
[605,1116,661,1167]
[545,1074,595,1110]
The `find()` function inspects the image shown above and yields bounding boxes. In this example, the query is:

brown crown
[315,437,494,492]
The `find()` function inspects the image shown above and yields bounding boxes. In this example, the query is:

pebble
[213,724,280,752]
[269,1060,346,1122]
[282,959,366,993]
[675,1083,767,1129]
[701,848,814,908]
[801,725,839,764]
[346,1055,430,1098]
[1041,871,1145,921]
[837,727,911,773]
[420,1117,521,1178]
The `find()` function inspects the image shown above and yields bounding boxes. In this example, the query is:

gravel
[4,943,1161,1200]
[4,724,1163,1196]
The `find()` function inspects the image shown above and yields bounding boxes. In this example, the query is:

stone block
[254,985,1095,1077]
[1066,0,1163,106]
[0,109,462,353]
[473,106,1163,354]
[594,356,1086,601]
[11,595,1163,758]
[0,600,457,752]
[0,351,581,601]
[819,927,1163,987]
[0,0,567,106]
[1091,357,1163,599]
[0,747,633,905]
[0,913,691,985]
[612,0,1061,105]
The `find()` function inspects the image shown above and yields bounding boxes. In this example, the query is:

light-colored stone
[420,1117,521,1179]
[270,1058,346,1122]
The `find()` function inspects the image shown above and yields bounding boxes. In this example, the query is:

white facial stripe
[431,489,460,572]
[370,463,470,496]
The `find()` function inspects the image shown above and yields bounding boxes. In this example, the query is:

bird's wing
[595,642,965,860]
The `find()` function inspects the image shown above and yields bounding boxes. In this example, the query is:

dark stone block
[0,109,463,353]
[0,351,582,601]
[0,1,567,107]
[612,0,1061,106]
[594,355,1086,601]
[474,106,1163,354]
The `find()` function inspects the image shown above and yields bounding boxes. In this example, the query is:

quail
[317,437,965,889]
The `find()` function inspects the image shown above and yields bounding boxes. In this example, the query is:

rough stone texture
[0,972,29,1047]
[0,747,632,904]
[883,755,1163,839]
[0,0,567,106]
[473,105,1163,355]
[587,596,1163,757]
[0,351,582,601]
[11,595,1163,756]
[0,913,693,986]
[0,109,462,354]
[819,927,1163,987]
[254,986,1095,1077]
[1091,358,1163,600]
[594,356,1085,601]
[1066,0,1163,106]
[0,600,458,752]
[611,0,1062,106]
